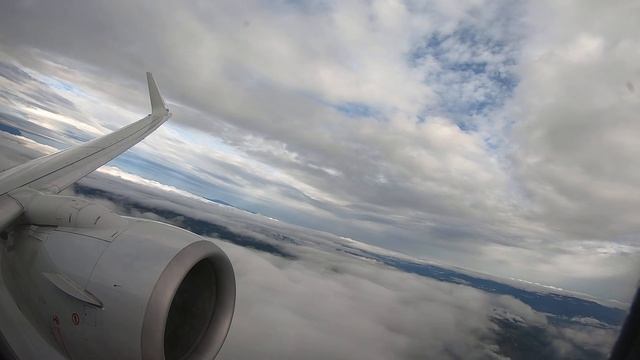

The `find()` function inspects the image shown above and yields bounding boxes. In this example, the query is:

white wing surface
[0,72,170,196]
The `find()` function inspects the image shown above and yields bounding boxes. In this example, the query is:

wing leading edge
[0,72,171,196]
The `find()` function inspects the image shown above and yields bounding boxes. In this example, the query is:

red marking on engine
[72,312,80,326]
[51,313,72,357]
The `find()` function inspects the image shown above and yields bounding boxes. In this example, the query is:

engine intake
[143,240,235,360]
[1,197,235,360]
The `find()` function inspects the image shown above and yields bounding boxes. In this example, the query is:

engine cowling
[1,193,235,360]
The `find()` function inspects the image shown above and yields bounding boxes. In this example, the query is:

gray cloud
[0,61,35,83]
[509,0,640,241]
[0,132,622,358]
[218,243,507,360]
[72,162,618,360]
[0,0,638,302]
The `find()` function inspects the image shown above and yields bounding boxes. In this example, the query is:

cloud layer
[0,132,624,359]
[75,163,619,360]
[0,0,639,302]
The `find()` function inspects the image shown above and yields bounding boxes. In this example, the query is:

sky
[0,0,639,302]
[80,169,622,359]
[0,144,616,360]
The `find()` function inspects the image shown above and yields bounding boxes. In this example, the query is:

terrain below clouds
[70,172,620,360]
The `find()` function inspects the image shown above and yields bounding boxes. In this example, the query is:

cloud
[508,0,640,241]
[70,164,618,360]
[0,128,621,358]
[217,242,504,360]
[0,0,638,302]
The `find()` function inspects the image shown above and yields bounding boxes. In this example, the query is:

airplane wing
[0,72,235,360]
[0,72,170,197]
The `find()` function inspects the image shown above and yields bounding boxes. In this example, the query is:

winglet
[146,72,167,114]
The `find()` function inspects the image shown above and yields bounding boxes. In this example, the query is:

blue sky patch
[334,101,380,119]
[409,15,522,131]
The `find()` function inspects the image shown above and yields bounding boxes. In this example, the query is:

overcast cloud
[0,131,623,358]
[79,167,620,359]
[0,0,639,302]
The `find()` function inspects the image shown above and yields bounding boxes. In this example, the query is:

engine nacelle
[1,194,235,360]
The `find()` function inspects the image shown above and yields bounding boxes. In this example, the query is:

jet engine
[0,192,235,360]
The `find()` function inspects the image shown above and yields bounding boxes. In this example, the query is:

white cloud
[217,241,504,360]
[69,165,618,360]
[0,0,638,302]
